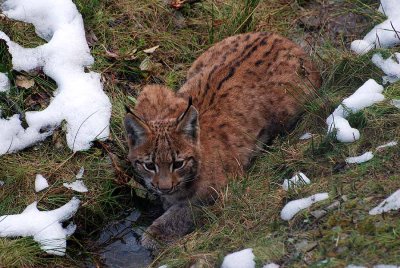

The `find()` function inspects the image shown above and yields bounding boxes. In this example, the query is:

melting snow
[263,264,280,268]
[0,72,10,92]
[372,53,400,84]
[299,132,312,140]
[326,79,384,143]
[75,167,84,179]
[376,141,398,150]
[63,167,88,192]
[0,0,111,155]
[351,0,400,55]
[345,152,374,164]
[391,99,400,108]
[221,248,255,268]
[369,189,400,215]
[35,174,49,192]
[282,172,311,191]
[0,197,80,255]
[63,180,88,193]
[281,193,329,221]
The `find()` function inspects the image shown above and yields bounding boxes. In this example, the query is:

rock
[326,200,340,210]
[311,209,327,219]
[294,240,317,253]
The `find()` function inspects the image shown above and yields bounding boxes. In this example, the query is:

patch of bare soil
[295,0,374,51]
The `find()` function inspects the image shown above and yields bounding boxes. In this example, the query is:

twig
[170,0,202,10]
[390,21,400,41]
[97,141,132,184]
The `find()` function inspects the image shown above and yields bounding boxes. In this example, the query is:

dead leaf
[25,92,50,109]
[16,75,35,89]
[170,0,202,10]
[139,57,163,72]
[103,45,119,59]
[86,29,98,47]
[143,45,159,54]
[126,48,138,60]
[139,57,152,71]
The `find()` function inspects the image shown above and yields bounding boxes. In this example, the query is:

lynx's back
[178,32,321,175]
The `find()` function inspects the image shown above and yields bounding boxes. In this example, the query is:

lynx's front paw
[140,227,162,250]
[140,203,195,250]
[140,223,175,250]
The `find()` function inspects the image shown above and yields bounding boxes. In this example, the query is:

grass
[0,0,399,267]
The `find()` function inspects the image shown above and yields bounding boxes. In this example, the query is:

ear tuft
[176,106,199,141]
[124,113,150,148]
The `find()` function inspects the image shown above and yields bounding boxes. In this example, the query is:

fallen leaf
[126,48,138,60]
[16,75,35,89]
[25,92,50,109]
[170,0,202,10]
[139,57,152,71]
[103,45,119,59]
[143,45,159,54]
[139,57,162,72]
[86,29,98,47]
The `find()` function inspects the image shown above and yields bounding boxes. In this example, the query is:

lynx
[124,32,321,249]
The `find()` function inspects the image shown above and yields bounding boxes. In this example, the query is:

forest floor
[0,0,399,267]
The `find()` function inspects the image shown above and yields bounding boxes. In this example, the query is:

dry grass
[0,0,399,267]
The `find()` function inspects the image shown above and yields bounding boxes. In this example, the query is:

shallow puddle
[95,210,153,268]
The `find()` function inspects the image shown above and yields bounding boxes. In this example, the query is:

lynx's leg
[141,203,196,250]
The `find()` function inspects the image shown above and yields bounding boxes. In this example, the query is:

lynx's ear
[124,112,151,148]
[176,105,199,141]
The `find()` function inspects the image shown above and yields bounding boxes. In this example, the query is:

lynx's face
[125,105,200,195]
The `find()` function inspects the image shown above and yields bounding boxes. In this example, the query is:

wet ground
[93,210,153,268]
[294,0,375,52]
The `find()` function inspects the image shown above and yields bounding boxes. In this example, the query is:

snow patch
[0,72,10,92]
[345,152,374,164]
[75,166,84,179]
[263,263,280,268]
[221,248,255,268]
[351,0,400,55]
[0,114,51,154]
[63,167,88,192]
[281,193,329,221]
[376,141,398,150]
[391,99,400,108]
[326,79,384,142]
[372,53,400,84]
[282,172,311,191]
[369,189,400,215]
[0,197,80,255]
[63,180,88,193]
[0,0,111,155]
[299,132,312,140]
[35,174,49,192]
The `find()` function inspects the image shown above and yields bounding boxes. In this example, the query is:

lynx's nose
[155,180,173,194]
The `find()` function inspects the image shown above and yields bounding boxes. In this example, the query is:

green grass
[0,0,399,267]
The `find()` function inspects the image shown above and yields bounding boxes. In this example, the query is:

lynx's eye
[143,162,157,172]
[172,160,185,170]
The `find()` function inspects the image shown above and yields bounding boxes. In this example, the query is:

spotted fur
[125,32,321,249]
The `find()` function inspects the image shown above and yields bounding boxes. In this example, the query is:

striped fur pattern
[124,32,321,249]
